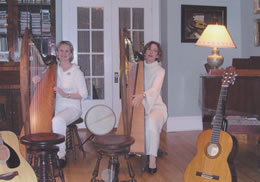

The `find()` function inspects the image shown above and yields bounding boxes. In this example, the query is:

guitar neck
[210,85,228,144]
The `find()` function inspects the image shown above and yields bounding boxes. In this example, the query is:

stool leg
[125,154,136,182]
[256,138,260,171]
[66,127,72,152]
[71,126,76,160]
[91,152,102,182]
[27,151,39,177]
[39,152,48,182]
[48,153,56,182]
[73,126,86,158]
[27,152,33,166]
[140,155,149,172]
[109,155,119,182]
[55,154,65,182]
[33,154,39,177]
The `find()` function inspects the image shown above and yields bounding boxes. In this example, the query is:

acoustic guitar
[0,131,37,182]
[184,66,236,182]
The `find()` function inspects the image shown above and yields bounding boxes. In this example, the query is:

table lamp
[195,24,236,69]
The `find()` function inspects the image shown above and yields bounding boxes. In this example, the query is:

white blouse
[55,64,88,113]
[142,61,167,119]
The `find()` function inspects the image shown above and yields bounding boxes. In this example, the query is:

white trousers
[52,107,82,159]
[145,109,167,157]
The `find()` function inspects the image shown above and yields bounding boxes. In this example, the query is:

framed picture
[254,0,260,14]
[181,5,227,43]
[254,19,260,46]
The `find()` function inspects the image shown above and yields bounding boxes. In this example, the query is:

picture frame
[181,5,227,43]
[254,19,260,46]
[254,0,260,14]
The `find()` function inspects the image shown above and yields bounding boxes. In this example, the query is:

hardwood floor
[59,130,260,182]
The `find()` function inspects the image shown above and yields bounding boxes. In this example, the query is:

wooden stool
[20,132,65,182]
[91,134,136,182]
[66,117,86,160]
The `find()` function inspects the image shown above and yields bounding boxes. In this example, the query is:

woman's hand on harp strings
[132,93,145,107]
[32,75,41,84]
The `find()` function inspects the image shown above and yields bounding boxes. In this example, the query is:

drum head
[84,105,116,135]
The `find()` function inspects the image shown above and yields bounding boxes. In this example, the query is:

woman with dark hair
[52,41,88,168]
[132,41,168,175]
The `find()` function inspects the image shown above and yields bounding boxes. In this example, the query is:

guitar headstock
[222,66,236,87]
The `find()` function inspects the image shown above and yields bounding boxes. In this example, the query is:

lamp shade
[195,24,236,48]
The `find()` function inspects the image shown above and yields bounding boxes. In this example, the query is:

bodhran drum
[84,105,116,136]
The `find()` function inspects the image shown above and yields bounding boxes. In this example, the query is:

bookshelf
[0,0,55,62]
[0,1,8,61]
[0,0,55,134]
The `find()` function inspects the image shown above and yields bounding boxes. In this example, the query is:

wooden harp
[20,28,57,136]
[116,28,145,154]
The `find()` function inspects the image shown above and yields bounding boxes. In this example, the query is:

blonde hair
[56,41,74,62]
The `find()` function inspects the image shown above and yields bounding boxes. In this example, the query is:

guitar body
[184,129,233,182]
[0,131,37,182]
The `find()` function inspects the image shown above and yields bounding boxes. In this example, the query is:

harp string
[29,40,46,117]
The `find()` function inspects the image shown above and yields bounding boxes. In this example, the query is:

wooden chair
[66,117,86,160]
[20,132,65,182]
[84,105,136,182]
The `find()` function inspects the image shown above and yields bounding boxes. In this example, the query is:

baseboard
[163,115,203,132]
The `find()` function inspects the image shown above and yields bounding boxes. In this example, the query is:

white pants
[52,107,82,159]
[145,109,167,157]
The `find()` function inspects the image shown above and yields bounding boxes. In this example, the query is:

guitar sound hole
[207,144,219,157]
[4,142,20,169]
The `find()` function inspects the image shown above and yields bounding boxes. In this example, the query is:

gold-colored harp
[116,28,145,154]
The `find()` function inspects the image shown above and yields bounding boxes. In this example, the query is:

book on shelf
[0,10,7,34]
[0,51,9,62]
[0,37,8,52]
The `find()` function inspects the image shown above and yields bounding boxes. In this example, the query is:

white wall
[241,0,260,57]
[162,0,242,132]
[55,0,62,43]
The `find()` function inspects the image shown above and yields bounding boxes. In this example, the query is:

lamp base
[207,47,224,69]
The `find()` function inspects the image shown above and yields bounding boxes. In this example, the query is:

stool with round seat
[20,132,65,182]
[66,117,86,160]
[91,134,136,182]
[85,105,136,182]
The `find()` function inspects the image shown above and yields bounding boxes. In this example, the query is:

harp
[116,28,145,154]
[19,28,57,137]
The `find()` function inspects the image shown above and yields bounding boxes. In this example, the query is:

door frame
[111,0,161,123]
